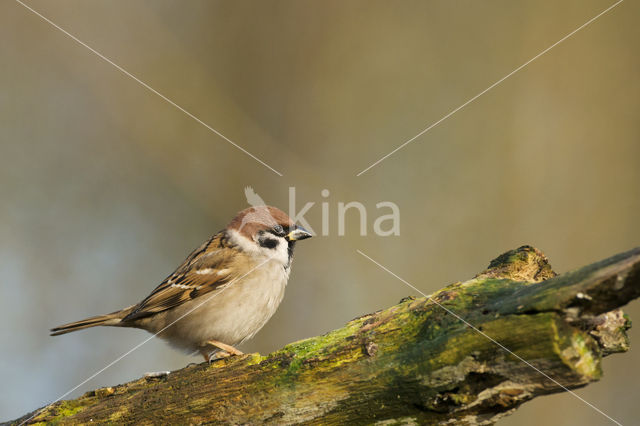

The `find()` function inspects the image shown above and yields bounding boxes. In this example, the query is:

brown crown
[228,206,294,239]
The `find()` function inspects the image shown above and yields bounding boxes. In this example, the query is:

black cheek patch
[260,238,279,249]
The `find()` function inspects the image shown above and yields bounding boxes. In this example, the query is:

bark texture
[12,246,640,425]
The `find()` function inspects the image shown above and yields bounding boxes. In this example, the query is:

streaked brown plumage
[51,206,312,361]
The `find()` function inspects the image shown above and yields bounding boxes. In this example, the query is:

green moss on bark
[13,246,640,425]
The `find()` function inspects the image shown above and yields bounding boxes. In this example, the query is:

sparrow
[51,206,312,361]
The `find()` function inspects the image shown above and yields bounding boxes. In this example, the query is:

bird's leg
[199,348,227,363]
[205,340,244,356]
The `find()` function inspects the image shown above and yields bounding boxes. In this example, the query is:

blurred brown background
[1,0,639,423]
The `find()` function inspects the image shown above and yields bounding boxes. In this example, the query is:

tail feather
[50,307,133,336]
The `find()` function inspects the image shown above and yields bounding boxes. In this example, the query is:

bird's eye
[272,225,284,235]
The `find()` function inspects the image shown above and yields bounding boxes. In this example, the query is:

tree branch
[13,246,640,425]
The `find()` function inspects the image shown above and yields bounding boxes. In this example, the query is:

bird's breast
[155,259,290,351]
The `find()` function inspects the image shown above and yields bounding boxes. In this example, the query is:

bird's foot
[205,340,244,356]
[201,340,243,362]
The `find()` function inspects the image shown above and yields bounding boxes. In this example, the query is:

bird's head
[227,206,312,262]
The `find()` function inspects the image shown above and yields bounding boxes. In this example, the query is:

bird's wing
[123,232,246,321]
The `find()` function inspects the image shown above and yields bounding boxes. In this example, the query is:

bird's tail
[50,306,134,336]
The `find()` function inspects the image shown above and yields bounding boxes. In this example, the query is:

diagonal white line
[356,249,623,426]
[19,255,276,426]
[356,0,624,176]
[14,0,283,177]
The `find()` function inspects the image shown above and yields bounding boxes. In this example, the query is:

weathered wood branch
[13,246,640,425]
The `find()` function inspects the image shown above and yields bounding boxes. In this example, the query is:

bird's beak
[286,225,313,241]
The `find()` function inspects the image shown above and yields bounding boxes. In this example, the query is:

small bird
[51,206,312,361]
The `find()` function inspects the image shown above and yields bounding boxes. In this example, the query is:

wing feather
[123,232,239,321]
